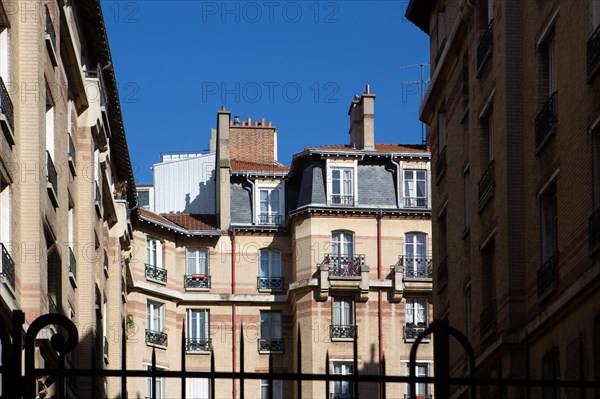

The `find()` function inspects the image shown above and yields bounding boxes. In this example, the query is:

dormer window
[256,182,284,226]
[327,160,357,207]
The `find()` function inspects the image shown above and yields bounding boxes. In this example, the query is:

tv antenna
[401,63,430,145]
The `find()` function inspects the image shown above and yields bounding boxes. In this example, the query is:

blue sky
[102,1,429,183]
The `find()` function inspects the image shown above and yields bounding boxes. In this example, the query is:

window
[187,248,208,275]
[330,167,354,206]
[405,298,427,326]
[540,182,558,263]
[331,231,353,261]
[138,190,150,210]
[258,187,282,225]
[147,302,165,332]
[259,311,283,352]
[332,362,353,398]
[187,309,210,352]
[260,379,282,399]
[146,365,165,399]
[331,297,355,339]
[404,233,428,278]
[406,363,430,398]
[46,90,54,159]
[1,181,9,243]
[404,170,427,208]
[186,378,210,399]
[258,250,282,291]
[480,239,496,338]
[146,237,162,267]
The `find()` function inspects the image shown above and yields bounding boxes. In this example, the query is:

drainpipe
[391,157,401,208]
[245,175,256,225]
[377,211,384,395]
[231,229,237,398]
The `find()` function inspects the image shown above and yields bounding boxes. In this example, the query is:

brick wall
[229,126,276,163]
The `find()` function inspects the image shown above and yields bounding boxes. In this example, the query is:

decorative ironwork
[330,194,355,206]
[324,254,364,277]
[589,207,600,251]
[479,300,497,339]
[477,161,495,211]
[535,91,558,150]
[397,256,433,279]
[403,197,429,208]
[477,19,494,69]
[257,276,284,291]
[46,151,58,196]
[258,338,284,352]
[184,274,210,289]
[404,395,432,399]
[436,256,448,293]
[403,325,430,342]
[435,38,447,65]
[330,394,353,399]
[68,247,76,280]
[436,145,446,182]
[330,325,357,339]
[45,5,56,50]
[537,252,559,299]
[146,329,168,347]
[186,338,212,352]
[588,23,600,76]
[146,263,167,283]
[0,76,14,134]
[0,243,15,289]
[259,213,282,225]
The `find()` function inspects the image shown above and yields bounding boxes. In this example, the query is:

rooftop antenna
[401,63,430,145]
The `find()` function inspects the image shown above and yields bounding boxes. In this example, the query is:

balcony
[186,338,212,353]
[0,243,15,291]
[258,338,284,353]
[44,5,57,66]
[330,325,357,340]
[103,336,109,362]
[46,151,58,207]
[403,325,430,342]
[145,264,167,284]
[145,329,168,348]
[588,24,600,78]
[68,247,77,287]
[435,146,446,183]
[589,207,600,253]
[404,197,429,209]
[477,19,494,71]
[68,133,76,175]
[257,276,283,291]
[398,256,433,280]
[479,300,497,340]
[535,91,558,151]
[537,252,559,300]
[94,181,102,218]
[258,213,282,226]
[184,274,210,289]
[404,395,432,399]
[325,254,364,278]
[0,77,14,144]
[330,194,355,207]
[436,256,448,294]
[477,161,495,212]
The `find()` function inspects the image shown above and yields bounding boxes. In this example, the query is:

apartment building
[127,88,434,398]
[0,1,135,397]
[406,0,600,397]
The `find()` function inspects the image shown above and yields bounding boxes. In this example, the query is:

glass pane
[272,252,281,276]
[260,313,269,339]
[260,252,269,277]
[332,178,340,195]
[270,190,279,211]
[417,180,426,198]
[272,313,282,339]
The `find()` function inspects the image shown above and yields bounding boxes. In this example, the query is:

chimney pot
[221,105,226,111]
[247,117,251,126]
[268,122,272,127]
[229,120,232,126]
[261,117,265,126]
[254,121,258,126]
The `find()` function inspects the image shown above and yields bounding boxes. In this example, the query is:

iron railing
[184,274,210,289]
[589,207,600,251]
[330,393,353,399]
[259,213,282,225]
[588,23,600,76]
[146,264,167,283]
[535,91,558,150]
[436,256,448,293]
[0,243,15,290]
[403,325,430,342]
[330,325,357,339]
[436,146,446,182]
[479,300,497,339]
[404,395,432,399]
[477,19,494,69]
[45,5,56,50]
[46,151,58,196]
[435,38,446,65]
[258,338,284,353]
[403,197,429,209]
[397,256,433,279]
[477,161,495,211]
[68,247,76,280]
[537,252,559,299]
[0,76,14,133]
[330,194,355,206]
[323,254,365,277]
[186,338,212,352]
[146,329,168,347]
[257,277,284,291]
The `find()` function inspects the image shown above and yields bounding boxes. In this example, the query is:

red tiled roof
[139,209,180,227]
[231,159,289,173]
[304,144,427,152]
[161,213,218,231]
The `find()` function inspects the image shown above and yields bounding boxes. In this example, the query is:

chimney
[216,106,232,230]
[209,128,217,152]
[348,85,375,150]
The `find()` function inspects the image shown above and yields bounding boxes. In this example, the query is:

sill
[146,277,167,286]
[257,288,284,293]
[184,287,210,292]
[121,292,127,302]
[104,266,109,278]
[330,337,355,342]
[68,157,77,176]
[0,115,14,145]
[535,126,556,155]
[69,272,77,288]
[258,350,284,355]
[146,342,168,350]
[404,338,431,344]
[186,350,211,355]
[47,184,59,208]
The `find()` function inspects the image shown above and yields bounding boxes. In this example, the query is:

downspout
[391,157,401,208]
[377,211,384,395]
[245,175,255,225]
[231,229,237,398]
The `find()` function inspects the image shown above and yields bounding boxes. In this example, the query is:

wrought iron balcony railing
[435,37,447,65]
[186,338,212,352]
[436,256,448,294]
[257,277,284,291]
[479,300,497,339]
[145,264,167,283]
[0,243,15,290]
[404,395,432,399]
[68,247,76,280]
[330,325,357,339]
[330,393,353,399]
[589,207,600,252]
[145,329,168,347]
[323,254,365,277]
[46,151,58,197]
[436,146,446,182]
[258,213,282,225]
[588,23,600,77]
[45,5,56,50]
[184,274,210,289]
[404,197,429,209]
[0,76,14,136]
[537,252,559,299]
[403,325,430,342]
[535,91,558,150]
[330,194,355,206]
[477,161,495,211]
[477,19,494,69]
[258,338,284,352]
[397,256,433,279]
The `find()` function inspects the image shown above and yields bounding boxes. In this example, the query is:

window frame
[403,169,428,208]
[146,301,165,333]
[146,237,162,268]
[186,247,209,276]
[259,249,282,279]
[187,309,210,340]
[405,298,428,327]
[255,182,284,225]
[260,379,283,399]
[326,159,357,206]
[332,361,354,396]
[332,297,354,327]
[145,364,167,399]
